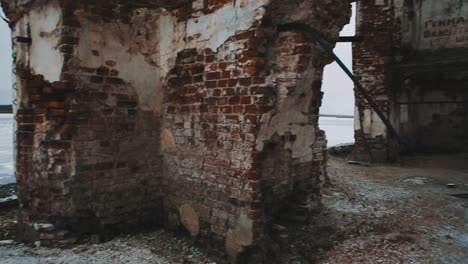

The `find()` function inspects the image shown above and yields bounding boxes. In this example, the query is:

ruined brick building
[4,0,466,261]
[2,0,351,261]
[354,0,468,161]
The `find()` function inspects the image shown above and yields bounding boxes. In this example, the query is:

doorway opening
[319,2,356,148]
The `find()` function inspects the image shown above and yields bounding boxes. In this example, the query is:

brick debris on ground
[1,155,467,263]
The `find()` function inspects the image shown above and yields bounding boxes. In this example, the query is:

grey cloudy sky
[0,4,356,114]
[322,3,356,115]
[0,7,12,105]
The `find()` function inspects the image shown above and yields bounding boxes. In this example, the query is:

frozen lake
[0,114,14,185]
[319,116,355,147]
[0,115,354,185]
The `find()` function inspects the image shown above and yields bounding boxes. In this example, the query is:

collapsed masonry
[353,0,468,161]
[2,0,350,261]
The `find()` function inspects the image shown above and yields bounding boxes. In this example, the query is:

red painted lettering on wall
[425,17,466,28]
[422,16,467,47]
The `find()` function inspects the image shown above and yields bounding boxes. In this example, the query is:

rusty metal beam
[14,36,32,44]
[0,105,13,113]
[337,36,363,42]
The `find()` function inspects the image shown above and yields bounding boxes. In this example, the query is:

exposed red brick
[236,30,256,40]
[206,72,221,80]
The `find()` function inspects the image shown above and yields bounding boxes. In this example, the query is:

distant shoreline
[320,114,354,119]
[1,106,354,119]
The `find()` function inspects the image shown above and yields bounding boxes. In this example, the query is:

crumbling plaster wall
[3,0,350,261]
[354,0,468,158]
[28,0,63,83]
[8,0,168,242]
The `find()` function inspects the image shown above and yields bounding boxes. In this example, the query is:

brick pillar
[353,0,397,162]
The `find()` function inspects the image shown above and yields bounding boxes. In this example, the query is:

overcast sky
[322,3,356,115]
[0,4,356,114]
[0,7,12,105]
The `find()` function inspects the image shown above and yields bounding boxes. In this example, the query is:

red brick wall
[256,31,326,223]
[16,1,166,242]
[353,1,396,161]
[161,24,332,257]
[162,26,273,250]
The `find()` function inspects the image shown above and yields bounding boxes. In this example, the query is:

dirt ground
[0,221,221,264]
[0,154,467,263]
[287,154,468,264]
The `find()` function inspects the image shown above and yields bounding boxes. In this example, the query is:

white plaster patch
[186,0,269,51]
[179,204,200,237]
[354,106,361,130]
[192,0,204,11]
[158,12,185,77]
[371,110,387,138]
[360,109,387,138]
[360,109,371,134]
[256,110,316,162]
[256,52,320,163]
[77,18,163,113]
[225,213,253,258]
[75,1,271,113]
[28,0,63,83]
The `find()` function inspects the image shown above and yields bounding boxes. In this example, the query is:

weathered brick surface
[15,29,165,244]
[5,0,350,261]
[353,1,395,162]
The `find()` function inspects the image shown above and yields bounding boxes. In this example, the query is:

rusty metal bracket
[14,36,32,44]
[278,23,403,145]
[337,36,363,42]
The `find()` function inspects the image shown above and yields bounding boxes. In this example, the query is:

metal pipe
[278,23,403,144]
[337,36,363,42]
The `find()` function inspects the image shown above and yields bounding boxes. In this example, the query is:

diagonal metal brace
[278,23,402,145]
